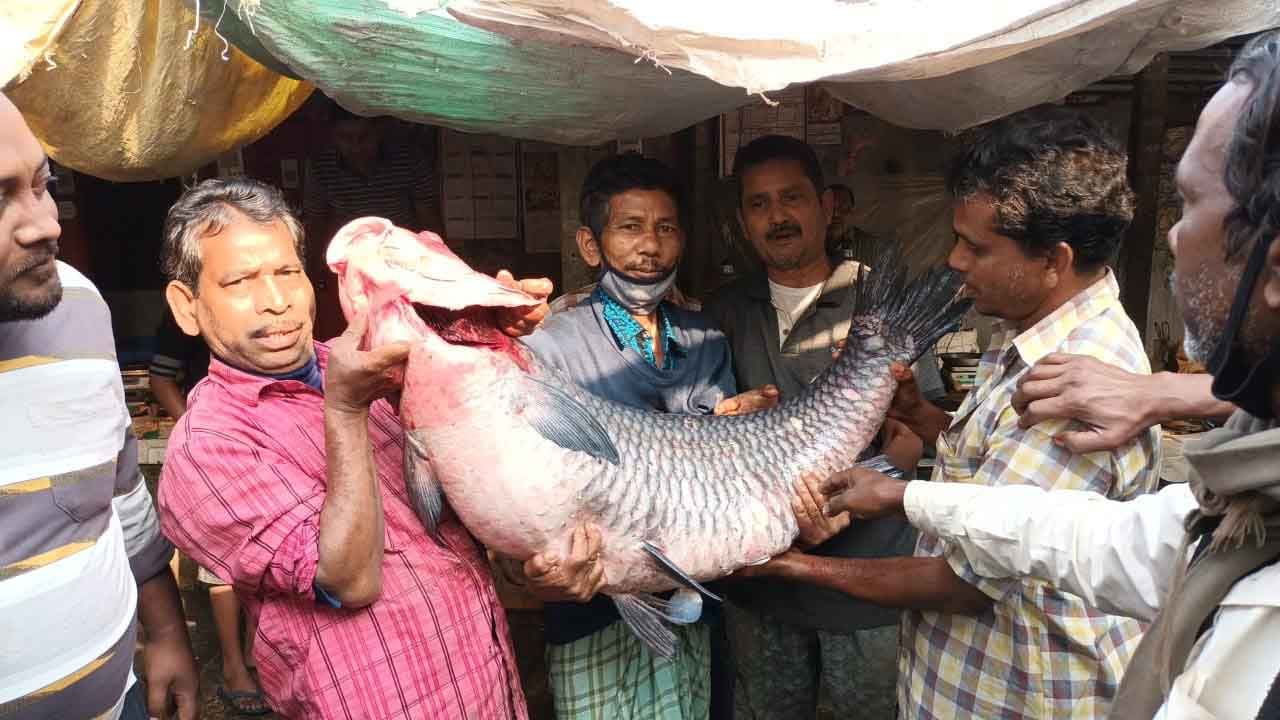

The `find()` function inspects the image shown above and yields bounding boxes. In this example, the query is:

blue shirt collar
[593,286,681,369]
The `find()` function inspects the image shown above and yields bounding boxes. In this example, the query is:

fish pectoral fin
[404,430,445,543]
[856,453,907,480]
[613,594,678,659]
[520,376,620,465]
[641,541,723,603]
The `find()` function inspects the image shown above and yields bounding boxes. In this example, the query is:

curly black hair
[578,152,688,240]
[1223,30,1280,259]
[946,108,1134,273]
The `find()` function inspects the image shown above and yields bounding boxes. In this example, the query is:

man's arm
[137,570,200,719]
[1013,353,1234,452]
[150,374,186,419]
[113,433,198,719]
[315,313,411,607]
[742,550,992,615]
[887,362,952,446]
[149,311,193,418]
[821,468,1196,622]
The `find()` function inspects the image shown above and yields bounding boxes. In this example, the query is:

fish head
[325,217,541,385]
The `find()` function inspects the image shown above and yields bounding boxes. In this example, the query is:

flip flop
[217,686,272,716]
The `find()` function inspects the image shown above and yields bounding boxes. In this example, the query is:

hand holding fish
[494,269,552,337]
[820,467,908,521]
[713,384,781,416]
[880,417,924,473]
[791,473,851,549]
[522,524,607,603]
[887,362,924,422]
[325,311,412,415]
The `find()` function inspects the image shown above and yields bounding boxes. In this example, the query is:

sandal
[217,686,272,716]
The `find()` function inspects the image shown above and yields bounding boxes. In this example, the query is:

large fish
[327,217,970,656]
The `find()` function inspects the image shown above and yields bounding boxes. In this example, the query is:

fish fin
[855,453,907,480]
[520,376,620,465]
[845,240,973,365]
[641,541,723,603]
[404,430,444,542]
[613,594,678,659]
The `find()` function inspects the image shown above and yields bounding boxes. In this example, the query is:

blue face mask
[596,258,677,316]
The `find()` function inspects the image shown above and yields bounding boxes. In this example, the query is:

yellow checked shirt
[899,271,1160,719]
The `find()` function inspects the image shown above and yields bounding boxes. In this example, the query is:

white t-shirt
[768,279,824,345]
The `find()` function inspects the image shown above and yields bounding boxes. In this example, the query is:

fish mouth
[413,303,510,347]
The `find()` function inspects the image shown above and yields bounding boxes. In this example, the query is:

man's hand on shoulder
[1011,353,1158,453]
[495,270,552,337]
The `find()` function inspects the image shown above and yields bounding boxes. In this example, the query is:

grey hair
[161,177,305,292]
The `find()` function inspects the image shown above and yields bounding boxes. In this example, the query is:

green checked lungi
[547,620,711,720]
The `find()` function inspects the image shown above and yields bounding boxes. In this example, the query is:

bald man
[0,93,199,720]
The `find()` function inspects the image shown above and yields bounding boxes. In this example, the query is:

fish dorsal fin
[613,594,677,659]
[641,541,723,603]
[518,376,620,465]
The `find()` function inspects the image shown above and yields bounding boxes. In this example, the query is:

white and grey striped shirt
[0,262,173,720]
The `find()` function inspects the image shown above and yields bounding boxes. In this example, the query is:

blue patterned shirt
[594,287,678,370]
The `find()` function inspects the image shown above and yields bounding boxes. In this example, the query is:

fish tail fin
[847,240,972,364]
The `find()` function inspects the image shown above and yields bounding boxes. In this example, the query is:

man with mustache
[154,176,561,719]
[518,152,777,720]
[825,30,1280,719]
[0,92,199,719]
[722,116,1162,719]
[703,135,939,719]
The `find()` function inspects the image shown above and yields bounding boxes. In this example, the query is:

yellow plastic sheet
[0,1,82,88]
[5,0,312,181]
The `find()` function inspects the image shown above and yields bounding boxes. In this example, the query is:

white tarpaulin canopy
[446,0,1280,131]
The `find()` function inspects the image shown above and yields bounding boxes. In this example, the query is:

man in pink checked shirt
[155,177,598,720]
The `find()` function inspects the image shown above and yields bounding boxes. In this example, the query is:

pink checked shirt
[158,343,527,720]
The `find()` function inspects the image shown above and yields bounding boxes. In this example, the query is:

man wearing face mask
[823,31,1280,719]
[519,153,779,720]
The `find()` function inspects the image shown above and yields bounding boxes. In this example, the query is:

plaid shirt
[900,271,1159,719]
[158,342,527,720]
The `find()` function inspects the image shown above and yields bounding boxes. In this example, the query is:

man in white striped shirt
[0,93,199,719]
